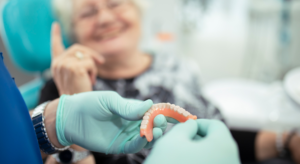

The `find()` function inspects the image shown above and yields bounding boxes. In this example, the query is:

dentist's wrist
[44,99,65,148]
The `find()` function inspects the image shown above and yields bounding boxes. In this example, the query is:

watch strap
[32,113,57,154]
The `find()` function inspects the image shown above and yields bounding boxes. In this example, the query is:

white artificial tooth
[178,108,184,114]
[165,103,170,109]
[174,106,180,112]
[161,104,166,109]
[145,112,150,116]
[142,120,149,125]
[150,109,155,113]
[143,116,150,120]
[183,111,190,117]
[167,103,171,108]
[170,104,176,110]
[141,125,147,129]
[157,105,162,110]
[156,104,161,109]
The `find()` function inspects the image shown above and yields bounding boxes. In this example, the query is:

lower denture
[140,103,197,142]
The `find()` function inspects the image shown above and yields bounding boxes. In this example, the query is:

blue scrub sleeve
[0,53,42,164]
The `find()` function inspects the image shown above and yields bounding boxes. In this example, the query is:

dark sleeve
[230,130,257,163]
[38,79,60,105]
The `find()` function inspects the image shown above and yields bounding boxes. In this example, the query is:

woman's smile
[93,25,127,42]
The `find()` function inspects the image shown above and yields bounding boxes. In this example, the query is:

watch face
[59,150,73,164]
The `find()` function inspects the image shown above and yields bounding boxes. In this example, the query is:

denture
[140,103,197,142]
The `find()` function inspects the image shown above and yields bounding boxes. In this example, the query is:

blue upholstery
[0,0,55,109]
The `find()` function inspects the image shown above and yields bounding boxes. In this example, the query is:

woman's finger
[68,44,105,65]
[78,58,98,84]
[51,22,65,58]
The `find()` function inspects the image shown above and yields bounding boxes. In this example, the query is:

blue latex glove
[56,91,167,154]
[144,119,241,164]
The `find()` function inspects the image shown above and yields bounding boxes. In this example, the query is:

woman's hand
[51,22,105,95]
[289,134,300,164]
[256,131,300,163]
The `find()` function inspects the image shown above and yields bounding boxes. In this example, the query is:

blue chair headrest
[1,0,54,73]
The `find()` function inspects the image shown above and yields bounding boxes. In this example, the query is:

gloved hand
[144,119,241,164]
[56,91,168,154]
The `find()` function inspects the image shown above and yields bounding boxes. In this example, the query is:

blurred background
[1,0,300,137]
[3,0,300,86]
[141,0,300,84]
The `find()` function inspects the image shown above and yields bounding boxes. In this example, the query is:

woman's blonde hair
[52,0,147,43]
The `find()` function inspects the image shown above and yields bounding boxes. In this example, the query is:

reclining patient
[39,0,300,163]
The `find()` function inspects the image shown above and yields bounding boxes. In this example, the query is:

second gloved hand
[144,119,241,164]
[55,91,167,154]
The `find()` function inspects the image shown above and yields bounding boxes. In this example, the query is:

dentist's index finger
[196,119,229,138]
[51,22,65,58]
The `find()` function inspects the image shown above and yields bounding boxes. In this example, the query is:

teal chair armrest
[19,78,45,110]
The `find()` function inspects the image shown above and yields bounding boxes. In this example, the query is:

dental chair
[0,0,65,109]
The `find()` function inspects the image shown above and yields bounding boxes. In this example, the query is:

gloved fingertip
[124,136,148,154]
[153,128,163,140]
[196,119,229,137]
[144,99,153,109]
[185,119,196,125]
[136,99,153,118]
[145,99,153,104]
[144,142,154,149]
[121,99,153,120]
[153,114,166,127]
[169,119,198,139]
[193,134,203,141]
[144,128,163,149]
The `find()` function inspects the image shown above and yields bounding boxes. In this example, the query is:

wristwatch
[32,101,69,154]
[52,148,91,164]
